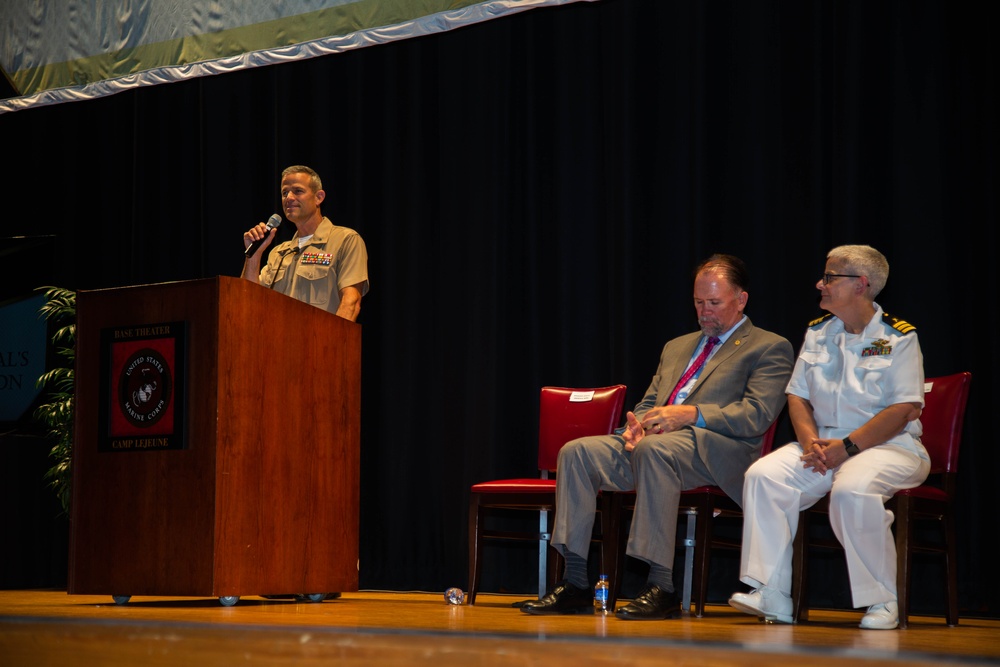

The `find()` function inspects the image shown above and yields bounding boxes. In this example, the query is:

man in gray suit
[521,254,794,619]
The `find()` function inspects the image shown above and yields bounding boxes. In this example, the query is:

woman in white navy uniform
[728,244,929,630]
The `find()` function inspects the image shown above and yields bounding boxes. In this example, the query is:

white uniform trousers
[739,442,930,608]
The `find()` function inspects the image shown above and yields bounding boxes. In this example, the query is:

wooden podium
[68,277,360,604]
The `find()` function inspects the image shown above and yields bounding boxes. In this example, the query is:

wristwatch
[843,435,861,457]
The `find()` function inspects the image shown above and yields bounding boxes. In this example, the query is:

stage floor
[1,589,998,666]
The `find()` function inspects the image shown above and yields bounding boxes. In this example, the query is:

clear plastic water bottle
[594,574,610,614]
[444,587,465,605]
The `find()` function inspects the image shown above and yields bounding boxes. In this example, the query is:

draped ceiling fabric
[0,0,593,114]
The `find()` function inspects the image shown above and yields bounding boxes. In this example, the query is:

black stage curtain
[2,0,996,616]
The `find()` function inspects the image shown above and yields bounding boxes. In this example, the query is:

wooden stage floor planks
[1,589,998,666]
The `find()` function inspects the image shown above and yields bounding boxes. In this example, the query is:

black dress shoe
[614,585,681,620]
[520,581,593,615]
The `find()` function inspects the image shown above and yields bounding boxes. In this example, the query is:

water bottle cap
[599,574,608,580]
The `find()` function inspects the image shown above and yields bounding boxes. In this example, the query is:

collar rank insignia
[862,338,892,357]
[301,252,333,266]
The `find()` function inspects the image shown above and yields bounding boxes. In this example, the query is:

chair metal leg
[601,492,624,611]
[791,509,810,623]
[691,501,718,618]
[944,511,959,626]
[538,509,549,599]
[894,497,912,629]
[680,507,696,613]
[467,499,482,604]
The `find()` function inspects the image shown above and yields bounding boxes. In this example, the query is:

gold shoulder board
[808,313,833,328]
[882,313,916,334]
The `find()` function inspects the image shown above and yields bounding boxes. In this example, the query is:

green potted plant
[33,286,76,516]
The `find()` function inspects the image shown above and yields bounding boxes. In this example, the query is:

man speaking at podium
[242,165,369,321]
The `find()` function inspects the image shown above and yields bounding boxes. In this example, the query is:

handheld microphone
[245,214,282,258]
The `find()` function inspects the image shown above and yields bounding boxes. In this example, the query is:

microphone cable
[268,245,302,290]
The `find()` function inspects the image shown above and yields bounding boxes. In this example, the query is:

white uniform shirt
[785,302,928,460]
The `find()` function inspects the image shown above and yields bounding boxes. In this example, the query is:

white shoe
[860,601,899,630]
[728,587,793,624]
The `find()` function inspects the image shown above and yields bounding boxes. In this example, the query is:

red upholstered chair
[601,419,779,615]
[467,385,627,604]
[791,372,971,628]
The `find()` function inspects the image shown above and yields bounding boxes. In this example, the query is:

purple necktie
[666,336,720,405]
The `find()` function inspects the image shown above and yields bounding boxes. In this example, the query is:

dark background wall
[1,0,996,617]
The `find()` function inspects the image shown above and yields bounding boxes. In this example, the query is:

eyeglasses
[821,273,862,285]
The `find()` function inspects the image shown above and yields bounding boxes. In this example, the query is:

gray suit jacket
[632,317,794,506]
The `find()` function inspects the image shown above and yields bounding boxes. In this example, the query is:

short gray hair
[281,165,323,192]
[827,245,889,298]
